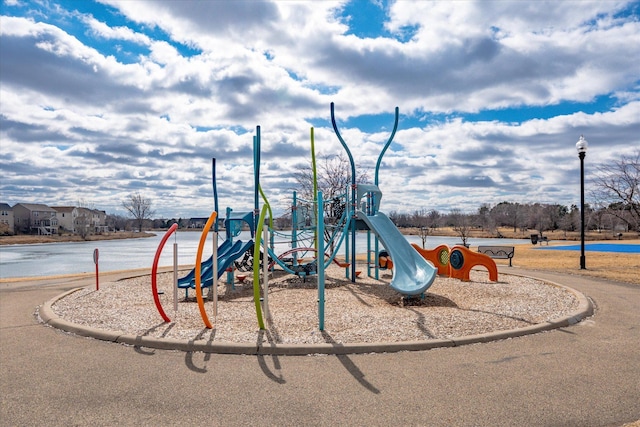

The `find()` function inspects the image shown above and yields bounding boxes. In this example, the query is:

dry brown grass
[484,241,640,285]
[403,226,639,242]
[353,236,639,286]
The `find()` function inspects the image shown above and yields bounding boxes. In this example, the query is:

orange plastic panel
[448,245,498,282]
[411,243,450,276]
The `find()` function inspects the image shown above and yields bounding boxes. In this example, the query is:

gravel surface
[51,265,580,344]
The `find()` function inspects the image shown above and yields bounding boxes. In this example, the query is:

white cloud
[1,1,638,218]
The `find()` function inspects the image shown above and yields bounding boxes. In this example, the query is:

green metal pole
[311,127,318,252]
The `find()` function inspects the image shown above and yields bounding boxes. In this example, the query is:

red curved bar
[151,223,178,322]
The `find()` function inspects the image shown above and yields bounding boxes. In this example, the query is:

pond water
[0,230,528,279]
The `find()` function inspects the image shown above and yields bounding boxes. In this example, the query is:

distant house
[0,203,15,235]
[13,203,59,235]
[52,206,78,233]
[76,207,109,234]
[92,209,108,232]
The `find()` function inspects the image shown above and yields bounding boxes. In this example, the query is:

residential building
[74,207,109,234]
[52,206,78,233]
[0,203,15,234]
[13,203,59,235]
[92,209,108,233]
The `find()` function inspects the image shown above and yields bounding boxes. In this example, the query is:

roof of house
[0,203,13,211]
[51,206,76,213]
[14,203,56,212]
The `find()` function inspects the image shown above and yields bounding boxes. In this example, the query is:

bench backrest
[477,246,514,258]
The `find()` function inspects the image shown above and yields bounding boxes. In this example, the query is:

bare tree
[295,153,369,222]
[75,199,95,240]
[412,208,441,248]
[477,203,495,234]
[122,193,155,232]
[293,154,370,252]
[450,208,472,246]
[295,153,366,223]
[591,150,640,232]
[412,209,430,248]
[106,214,128,231]
[491,201,522,233]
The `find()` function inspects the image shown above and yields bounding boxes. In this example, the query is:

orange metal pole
[195,212,217,329]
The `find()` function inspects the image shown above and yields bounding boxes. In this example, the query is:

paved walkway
[1,268,639,426]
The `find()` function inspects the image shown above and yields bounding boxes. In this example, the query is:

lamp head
[576,135,588,154]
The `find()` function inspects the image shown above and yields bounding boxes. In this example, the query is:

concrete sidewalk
[1,269,639,426]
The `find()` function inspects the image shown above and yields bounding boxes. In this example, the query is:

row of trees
[294,151,639,240]
[119,151,639,241]
[390,200,636,246]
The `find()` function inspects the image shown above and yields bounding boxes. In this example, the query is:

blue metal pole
[254,128,261,233]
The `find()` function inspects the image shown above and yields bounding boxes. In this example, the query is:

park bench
[530,234,549,245]
[477,246,515,267]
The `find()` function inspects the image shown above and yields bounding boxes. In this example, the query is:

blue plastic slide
[357,211,437,295]
[178,239,254,290]
[194,239,254,289]
[177,239,231,287]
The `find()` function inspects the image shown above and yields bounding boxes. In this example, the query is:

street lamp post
[576,135,588,269]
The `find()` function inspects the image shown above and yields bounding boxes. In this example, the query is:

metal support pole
[579,151,586,269]
[317,191,325,331]
[173,241,178,313]
[262,224,270,321]
[212,231,218,317]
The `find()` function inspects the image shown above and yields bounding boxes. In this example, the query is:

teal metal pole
[331,102,357,282]
[373,106,399,280]
[317,191,325,330]
[226,207,233,286]
[374,107,398,186]
[292,191,298,267]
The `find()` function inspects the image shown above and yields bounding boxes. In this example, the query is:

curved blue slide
[357,211,437,296]
[178,239,254,290]
[177,239,231,287]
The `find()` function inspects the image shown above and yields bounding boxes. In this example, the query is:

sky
[1,0,639,220]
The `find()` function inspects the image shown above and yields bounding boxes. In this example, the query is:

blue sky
[1,0,639,219]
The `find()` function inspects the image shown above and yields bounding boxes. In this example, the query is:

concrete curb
[39,275,594,356]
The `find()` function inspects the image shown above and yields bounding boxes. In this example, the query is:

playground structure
[448,245,498,282]
[410,242,499,282]
[411,244,450,276]
[176,209,255,298]
[152,102,502,330]
[329,102,437,296]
